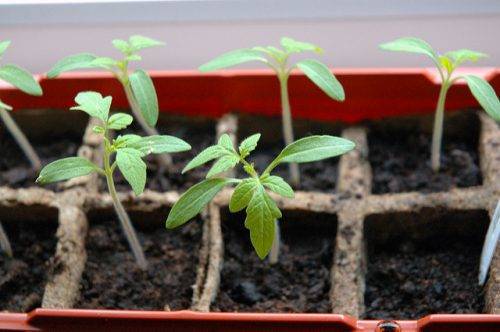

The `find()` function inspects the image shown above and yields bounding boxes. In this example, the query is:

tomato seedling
[47,35,174,168]
[166,133,354,263]
[0,40,44,257]
[199,37,345,187]
[37,91,191,269]
[380,37,500,171]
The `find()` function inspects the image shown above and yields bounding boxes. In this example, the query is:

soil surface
[76,217,201,310]
[212,211,336,312]
[111,121,215,193]
[0,136,80,189]
[368,112,481,194]
[364,237,484,319]
[238,144,339,193]
[0,219,57,312]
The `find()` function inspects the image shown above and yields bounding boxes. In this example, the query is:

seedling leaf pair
[47,35,163,128]
[380,37,500,171]
[167,133,355,259]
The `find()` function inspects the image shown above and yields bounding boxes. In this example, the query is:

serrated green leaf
[116,148,146,196]
[380,37,438,63]
[89,57,118,70]
[199,49,267,72]
[206,154,239,178]
[112,39,131,54]
[267,135,355,173]
[0,64,42,96]
[128,135,191,155]
[0,100,12,110]
[261,175,294,198]
[129,35,164,52]
[229,178,259,212]
[464,75,500,122]
[296,59,344,101]
[446,49,487,66]
[0,40,11,57]
[166,178,234,229]
[281,37,322,54]
[239,133,260,157]
[129,69,159,127]
[36,157,99,184]
[70,91,111,122]
[182,145,228,174]
[244,187,281,259]
[108,113,133,130]
[47,53,98,78]
[218,133,235,152]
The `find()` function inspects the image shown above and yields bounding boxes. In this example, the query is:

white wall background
[1,0,499,74]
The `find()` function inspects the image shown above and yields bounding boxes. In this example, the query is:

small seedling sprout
[166,133,354,263]
[380,37,500,171]
[37,91,191,269]
[199,37,345,187]
[47,35,174,168]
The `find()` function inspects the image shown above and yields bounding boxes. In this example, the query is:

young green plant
[47,35,173,168]
[166,133,354,263]
[380,37,500,171]
[0,40,43,171]
[37,91,191,269]
[0,40,43,257]
[199,37,345,187]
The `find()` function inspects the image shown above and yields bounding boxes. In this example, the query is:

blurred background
[1,0,499,73]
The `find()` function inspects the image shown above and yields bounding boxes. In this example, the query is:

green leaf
[239,133,261,157]
[261,175,294,198]
[464,75,500,122]
[379,37,439,63]
[114,134,142,148]
[0,100,12,110]
[253,46,287,63]
[229,178,259,213]
[128,135,191,155]
[182,145,228,174]
[93,125,104,134]
[47,53,98,78]
[296,59,344,101]
[126,54,142,62]
[166,178,234,229]
[446,49,487,66]
[129,35,164,52]
[116,148,147,196]
[267,135,355,173]
[280,37,323,54]
[129,69,159,127]
[244,187,281,259]
[71,91,111,122]
[199,49,267,72]
[89,57,118,70]
[0,64,42,96]
[112,39,131,54]
[108,113,133,130]
[36,157,99,184]
[218,133,235,152]
[206,154,239,178]
[0,40,11,57]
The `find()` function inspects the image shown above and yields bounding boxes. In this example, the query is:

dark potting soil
[0,219,57,312]
[0,137,80,189]
[364,233,484,319]
[76,217,201,310]
[368,112,481,194]
[238,145,339,193]
[212,211,336,313]
[111,121,215,193]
